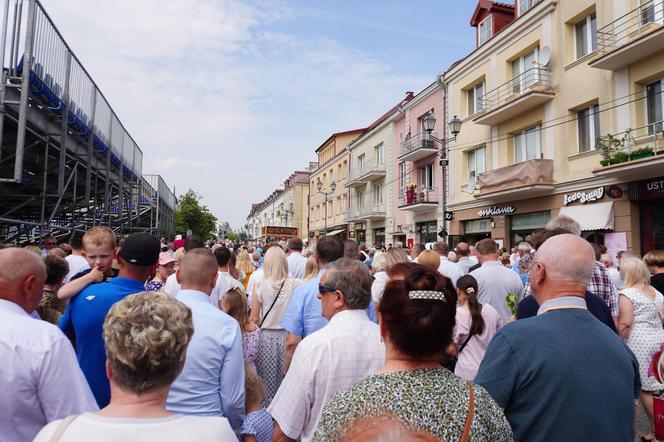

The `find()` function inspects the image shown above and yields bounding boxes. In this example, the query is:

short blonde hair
[263,246,288,281]
[620,257,652,289]
[103,291,193,394]
[236,251,254,274]
[173,247,186,263]
[418,250,440,271]
[385,248,409,270]
[644,250,664,268]
[304,255,319,280]
[83,226,117,249]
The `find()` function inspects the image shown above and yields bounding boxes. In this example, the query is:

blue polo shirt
[281,270,376,338]
[59,276,146,407]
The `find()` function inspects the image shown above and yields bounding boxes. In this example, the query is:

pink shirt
[453,303,503,381]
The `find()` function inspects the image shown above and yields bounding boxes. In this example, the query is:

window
[420,164,434,190]
[337,196,342,214]
[514,126,541,163]
[358,190,365,209]
[374,183,384,205]
[467,146,486,181]
[575,14,597,59]
[357,154,365,174]
[374,143,384,165]
[467,81,485,115]
[641,0,664,25]
[646,80,663,134]
[512,48,539,93]
[399,162,407,196]
[577,104,600,152]
[478,15,492,45]
[518,0,541,16]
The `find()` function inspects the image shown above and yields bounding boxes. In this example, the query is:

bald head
[48,247,66,258]
[530,234,594,302]
[0,248,47,312]
[176,248,218,294]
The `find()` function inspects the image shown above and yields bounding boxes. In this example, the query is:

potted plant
[406,183,417,204]
[597,133,623,166]
[609,152,629,165]
[629,146,655,160]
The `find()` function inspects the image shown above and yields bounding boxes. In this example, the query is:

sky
[43,0,479,229]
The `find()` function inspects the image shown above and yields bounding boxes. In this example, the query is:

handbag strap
[49,414,79,442]
[259,279,286,328]
[458,332,474,355]
[461,382,475,442]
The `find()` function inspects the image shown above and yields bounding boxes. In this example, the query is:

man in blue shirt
[60,232,161,407]
[475,234,640,442]
[166,248,244,433]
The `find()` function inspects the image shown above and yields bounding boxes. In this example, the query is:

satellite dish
[466,175,477,193]
[539,46,552,67]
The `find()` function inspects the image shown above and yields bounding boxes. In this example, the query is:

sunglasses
[318,283,337,294]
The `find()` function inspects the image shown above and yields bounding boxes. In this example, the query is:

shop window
[514,126,541,163]
[467,146,486,183]
[646,80,663,134]
[575,13,597,59]
[465,219,492,234]
[512,47,539,93]
[467,81,485,116]
[399,162,407,196]
[511,211,550,246]
[577,104,600,152]
[420,163,434,190]
[478,15,492,46]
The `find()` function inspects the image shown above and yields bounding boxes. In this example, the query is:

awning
[558,201,614,231]
[325,228,346,236]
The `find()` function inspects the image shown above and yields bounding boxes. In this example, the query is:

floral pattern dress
[145,279,165,292]
[313,368,513,442]
[243,327,261,372]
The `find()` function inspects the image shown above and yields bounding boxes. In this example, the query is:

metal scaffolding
[0,0,177,244]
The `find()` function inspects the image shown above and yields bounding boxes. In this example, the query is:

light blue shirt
[166,290,245,432]
[281,270,377,338]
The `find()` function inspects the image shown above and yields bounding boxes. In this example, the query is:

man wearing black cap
[59,232,161,407]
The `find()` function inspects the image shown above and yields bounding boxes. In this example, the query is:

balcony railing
[398,187,439,212]
[399,133,439,162]
[478,159,554,197]
[477,67,553,115]
[347,203,386,221]
[348,156,386,185]
[592,0,664,70]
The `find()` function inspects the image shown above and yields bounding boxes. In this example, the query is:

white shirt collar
[0,299,28,316]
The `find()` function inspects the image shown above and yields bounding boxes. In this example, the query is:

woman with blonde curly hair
[236,250,254,288]
[34,291,235,441]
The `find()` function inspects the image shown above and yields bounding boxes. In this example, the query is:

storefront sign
[477,206,516,217]
[632,176,664,200]
[563,187,604,206]
[444,211,454,221]
[262,226,298,236]
[354,223,364,230]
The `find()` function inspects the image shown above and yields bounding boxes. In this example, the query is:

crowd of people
[1,215,664,441]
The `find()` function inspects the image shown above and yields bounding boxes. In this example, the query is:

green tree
[225,231,238,242]
[175,189,217,240]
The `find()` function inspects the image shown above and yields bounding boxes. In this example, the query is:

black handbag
[445,333,473,372]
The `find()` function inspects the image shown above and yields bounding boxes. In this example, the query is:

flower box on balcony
[629,147,655,161]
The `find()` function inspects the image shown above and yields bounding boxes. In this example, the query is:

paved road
[636,402,657,441]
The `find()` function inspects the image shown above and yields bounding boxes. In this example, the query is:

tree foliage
[175,189,217,240]
[225,231,238,242]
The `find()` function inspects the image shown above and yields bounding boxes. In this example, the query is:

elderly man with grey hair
[476,234,640,442]
[269,258,384,442]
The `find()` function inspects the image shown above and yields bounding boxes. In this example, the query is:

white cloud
[42,0,432,228]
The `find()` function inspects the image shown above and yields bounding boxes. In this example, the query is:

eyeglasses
[318,283,337,294]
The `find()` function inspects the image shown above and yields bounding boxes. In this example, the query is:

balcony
[590,0,664,71]
[592,125,664,181]
[345,204,386,222]
[473,67,554,126]
[399,133,439,162]
[477,159,554,201]
[398,187,439,212]
[346,157,386,188]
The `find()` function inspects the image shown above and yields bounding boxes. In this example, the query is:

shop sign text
[477,206,516,217]
[563,187,605,206]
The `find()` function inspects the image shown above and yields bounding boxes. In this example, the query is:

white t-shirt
[64,255,90,283]
[163,272,231,310]
[287,252,307,279]
[33,412,235,442]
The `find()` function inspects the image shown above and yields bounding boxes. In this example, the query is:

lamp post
[278,201,294,226]
[317,178,336,231]
[422,112,462,242]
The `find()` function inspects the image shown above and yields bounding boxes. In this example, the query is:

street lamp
[279,201,294,226]
[422,112,462,241]
[317,178,336,231]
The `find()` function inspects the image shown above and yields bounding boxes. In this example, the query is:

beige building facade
[309,129,365,241]
[444,0,664,254]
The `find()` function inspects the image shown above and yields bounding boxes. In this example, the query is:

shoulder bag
[444,332,474,372]
[259,279,286,328]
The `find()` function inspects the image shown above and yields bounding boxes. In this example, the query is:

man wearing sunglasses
[269,258,384,442]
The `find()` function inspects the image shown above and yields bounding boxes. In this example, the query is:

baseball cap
[120,233,160,266]
[158,251,177,266]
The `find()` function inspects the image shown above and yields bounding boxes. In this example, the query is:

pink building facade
[391,82,445,248]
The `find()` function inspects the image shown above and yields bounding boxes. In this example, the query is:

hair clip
[466,287,475,294]
[408,290,446,302]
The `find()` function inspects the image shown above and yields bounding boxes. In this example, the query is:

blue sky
[44,0,479,228]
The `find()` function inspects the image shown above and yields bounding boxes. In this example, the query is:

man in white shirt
[433,241,464,287]
[64,232,90,283]
[0,248,97,441]
[601,253,623,291]
[470,238,525,321]
[269,258,384,442]
[455,242,475,275]
[286,238,307,279]
[212,246,244,307]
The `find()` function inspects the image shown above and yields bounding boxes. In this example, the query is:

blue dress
[240,408,273,442]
